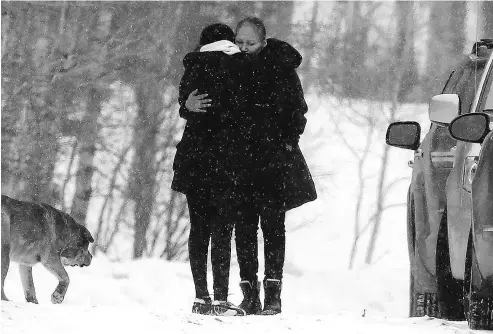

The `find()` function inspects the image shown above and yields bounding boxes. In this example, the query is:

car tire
[410,272,440,317]
[413,291,439,317]
[436,207,465,320]
[463,232,472,321]
[408,194,440,318]
[467,241,493,330]
[409,271,416,316]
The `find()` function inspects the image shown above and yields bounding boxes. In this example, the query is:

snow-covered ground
[1,95,486,333]
[0,257,479,334]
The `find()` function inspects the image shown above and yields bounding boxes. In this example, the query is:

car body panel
[472,131,493,288]
[410,122,455,292]
[446,142,480,279]
[390,47,492,297]
[470,56,493,294]
[440,53,491,283]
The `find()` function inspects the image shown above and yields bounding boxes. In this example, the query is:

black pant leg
[210,206,235,301]
[260,210,286,281]
[235,204,260,283]
[186,193,215,299]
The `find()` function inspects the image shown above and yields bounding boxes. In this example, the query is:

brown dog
[1,195,93,304]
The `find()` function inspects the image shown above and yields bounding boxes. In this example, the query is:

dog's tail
[1,195,11,298]
[1,195,14,210]
[1,196,11,241]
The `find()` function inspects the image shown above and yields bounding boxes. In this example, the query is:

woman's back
[180,51,252,127]
[173,48,253,196]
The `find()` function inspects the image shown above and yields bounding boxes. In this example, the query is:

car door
[446,55,491,279]
[471,55,493,280]
[412,68,463,279]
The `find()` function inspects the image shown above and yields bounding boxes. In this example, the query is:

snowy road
[2,302,480,334]
[0,301,479,334]
[0,257,486,334]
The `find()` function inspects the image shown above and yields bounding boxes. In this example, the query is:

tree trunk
[396,1,419,102]
[365,2,415,264]
[424,1,465,101]
[348,118,375,269]
[70,87,102,225]
[481,1,493,38]
[130,77,161,259]
[341,2,371,99]
[259,1,294,42]
[300,1,319,90]
[21,8,61,204]
[227,2,256,25]
[450,1,467,55]
[168,2,211,87]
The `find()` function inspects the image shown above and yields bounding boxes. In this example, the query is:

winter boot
[260,279,282,315]
[239,280,262,315]
[192,297,212,315]
[211,300,246,316]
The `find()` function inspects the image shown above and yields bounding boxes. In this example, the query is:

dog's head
[60,213,94,268]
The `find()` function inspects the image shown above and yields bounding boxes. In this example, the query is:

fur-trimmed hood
[258,38,302,72]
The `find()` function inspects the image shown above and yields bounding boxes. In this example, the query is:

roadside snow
[0,257,478,334]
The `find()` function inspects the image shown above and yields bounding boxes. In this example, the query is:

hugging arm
[178,65,210,118]
[178,65,199,119]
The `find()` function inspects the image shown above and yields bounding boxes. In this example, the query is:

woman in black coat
[234,17,317,316]
[171,23,251,317]
[185,17,317,316]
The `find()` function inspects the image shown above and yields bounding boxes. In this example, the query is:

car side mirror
[386,121,421,150]
[448,112,491,143]
[429,94,460,126]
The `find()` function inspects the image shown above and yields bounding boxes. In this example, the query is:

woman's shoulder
[183,51,231,68]
[258,38,302,72]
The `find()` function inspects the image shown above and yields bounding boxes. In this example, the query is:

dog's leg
[19,265,38,304]
[1,207,10,301]
[42,259,69,304]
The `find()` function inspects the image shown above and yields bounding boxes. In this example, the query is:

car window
[484,82,493,112]
[480,66,493,114]
[430,60,486,152]
[458,64,486,115]
[430,68,465,152]
[441,71,456,94]
[430,125,455,152]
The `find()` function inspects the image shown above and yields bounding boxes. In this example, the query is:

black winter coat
[171,51,252,196]
[242,39,317,212]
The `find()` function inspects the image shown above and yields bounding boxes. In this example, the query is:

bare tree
[345,114,377,269]
[1,3,78,204]
[70,87,103,225]
[423,1,467,102]
[365,1,415,264]
[258,1,294,42]
[129,75,162,259]
[450,2,467,55]
[481,1,493,38]
[396,1,419,102]
[226,2,255,24]
[70,6,114,225]
[299,1,319,90]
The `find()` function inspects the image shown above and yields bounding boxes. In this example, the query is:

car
[447,65,493,329]
[385,39,493,329]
